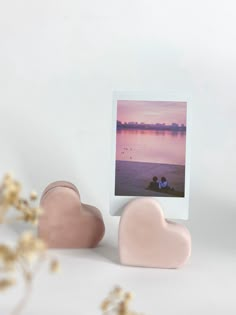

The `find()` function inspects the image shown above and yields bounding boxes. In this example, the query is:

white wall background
[0,1,236,314]
[1,0,236,215]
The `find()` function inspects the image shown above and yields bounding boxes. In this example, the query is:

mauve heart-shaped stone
[38,181,105,248]
[119,198,191,268]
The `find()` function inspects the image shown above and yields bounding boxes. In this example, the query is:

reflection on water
[116,129,186,166]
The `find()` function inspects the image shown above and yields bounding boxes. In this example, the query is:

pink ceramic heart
[119,198,191,268]
[39,181,105,248]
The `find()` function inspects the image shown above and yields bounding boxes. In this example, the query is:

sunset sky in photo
[117,100,187,125]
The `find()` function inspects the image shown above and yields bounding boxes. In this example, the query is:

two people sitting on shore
[148,176,172,190]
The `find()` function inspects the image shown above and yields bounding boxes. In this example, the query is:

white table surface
[1,191,235,315]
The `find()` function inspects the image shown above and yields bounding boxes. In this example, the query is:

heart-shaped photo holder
[39,181,105,248]
[119,198,191,268]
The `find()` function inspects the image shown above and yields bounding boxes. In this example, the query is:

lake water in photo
[116,129,186,166]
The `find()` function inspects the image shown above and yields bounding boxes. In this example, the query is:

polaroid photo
[110,91,191,219]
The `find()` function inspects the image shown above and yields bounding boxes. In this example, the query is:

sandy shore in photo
[115,160,185,197]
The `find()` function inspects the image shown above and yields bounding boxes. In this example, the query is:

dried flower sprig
[0,173,43,225]
[0,173,60,315]
[101,287,144,315]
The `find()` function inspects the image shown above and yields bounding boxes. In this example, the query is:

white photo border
[110,91,191,220]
